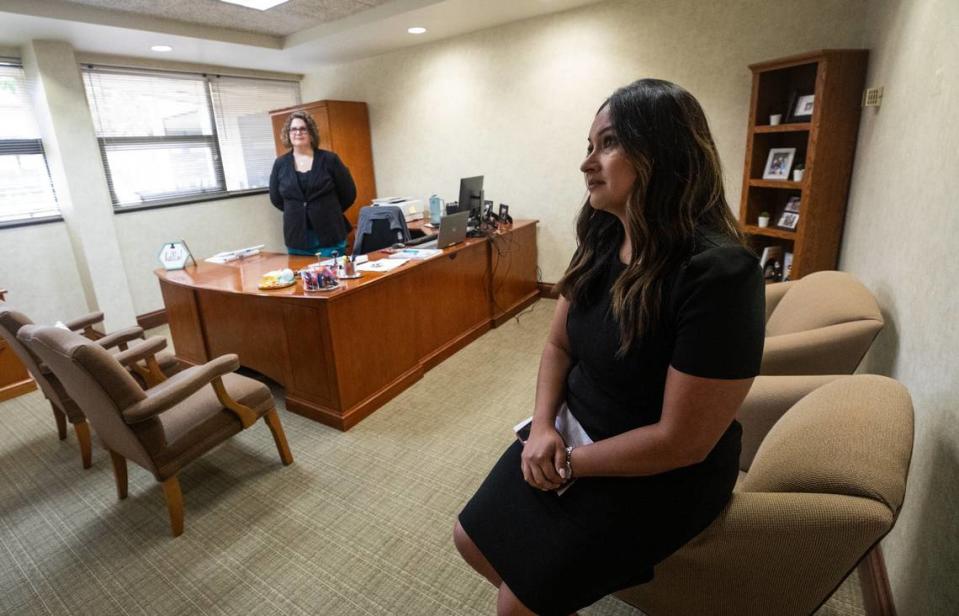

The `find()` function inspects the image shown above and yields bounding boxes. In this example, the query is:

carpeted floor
[0,299,864,615]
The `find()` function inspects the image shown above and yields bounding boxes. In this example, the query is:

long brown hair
[556,79,745,356]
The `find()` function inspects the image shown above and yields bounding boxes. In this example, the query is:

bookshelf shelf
[738,49,869,280]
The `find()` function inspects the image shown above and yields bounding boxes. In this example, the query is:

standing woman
[454,79,765,615]
[269,111,357,256]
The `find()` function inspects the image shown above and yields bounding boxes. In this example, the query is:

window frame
[82,65,299,213]
[0,60,62,229]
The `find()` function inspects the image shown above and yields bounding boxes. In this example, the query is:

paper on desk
[357,258,409,273]
[387,248,442,260]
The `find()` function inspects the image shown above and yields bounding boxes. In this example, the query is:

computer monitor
[458,176,484,223]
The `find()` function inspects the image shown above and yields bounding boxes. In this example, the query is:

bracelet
[563,445,575,481]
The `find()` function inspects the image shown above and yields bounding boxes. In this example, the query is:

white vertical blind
[0,60,60,224]
[82,66,299,209]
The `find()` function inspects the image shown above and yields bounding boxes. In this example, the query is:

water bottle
[429,194,443,225]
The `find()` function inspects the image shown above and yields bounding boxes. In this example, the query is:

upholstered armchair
[19,325,293,537]
[762,271,884,375]
[616,375,914,616]
[0,306,173,468]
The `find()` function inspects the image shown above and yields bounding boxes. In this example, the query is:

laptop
[415,210,470,249]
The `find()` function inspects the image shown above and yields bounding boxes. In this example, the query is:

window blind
[82,66,300,209]
[0,60,60,225]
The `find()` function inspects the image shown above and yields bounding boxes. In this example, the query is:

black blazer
[269,149,357,250]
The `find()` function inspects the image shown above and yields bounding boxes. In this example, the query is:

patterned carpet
[0,299,864,615]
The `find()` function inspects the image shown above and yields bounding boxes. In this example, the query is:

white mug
[793,168,804,181]
[769,114,782,126]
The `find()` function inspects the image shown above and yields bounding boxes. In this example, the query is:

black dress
[458,230,765,615]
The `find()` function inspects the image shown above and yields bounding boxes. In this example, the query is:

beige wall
[0,222,88,323]
[843,0,959,614]
[114,194,285,315]
[303,0,867,282]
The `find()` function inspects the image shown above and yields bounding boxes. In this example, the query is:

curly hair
[280,110,320,150]
[556,79,746,356]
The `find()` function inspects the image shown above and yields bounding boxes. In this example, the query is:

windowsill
[113,188,269,214]
[0,215,64,230]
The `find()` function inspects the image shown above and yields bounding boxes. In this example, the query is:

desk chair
[19,325,293,537]
[0,306,172,469]
[616,375,913,615]
[762,271,884,375]
[353,205,411,254]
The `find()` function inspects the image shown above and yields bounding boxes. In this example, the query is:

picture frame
[762,147,796,181]
[784,196,801,213]
[777,211,800,230]
[787,92,815,122]
[498,203,510,221]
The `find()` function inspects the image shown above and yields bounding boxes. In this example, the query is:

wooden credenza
[269,100,376,236]
[156,221,539,430]
[0,289,37,402]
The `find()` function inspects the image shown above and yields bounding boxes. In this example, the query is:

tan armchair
[18,325,293,537]
[616,375,914,616]
[762,271,884,375]
[0,305,176,468]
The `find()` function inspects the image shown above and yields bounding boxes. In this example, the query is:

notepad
[357,258,409,273]
[387,248,442,260]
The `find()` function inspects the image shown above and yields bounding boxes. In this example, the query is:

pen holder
[342,259,356,277]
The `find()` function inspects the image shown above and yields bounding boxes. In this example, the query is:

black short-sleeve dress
[458,229,765,615]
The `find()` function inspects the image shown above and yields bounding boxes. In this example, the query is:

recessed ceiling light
[407,27,427,35]
[151,45,173,52]
[219,0,290,10]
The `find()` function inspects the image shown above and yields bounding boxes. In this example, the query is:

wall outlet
[863,87,883,108]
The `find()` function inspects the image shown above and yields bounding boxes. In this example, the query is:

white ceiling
[0,0,606,72]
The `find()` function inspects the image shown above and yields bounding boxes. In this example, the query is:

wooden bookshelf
[739,50,868,280]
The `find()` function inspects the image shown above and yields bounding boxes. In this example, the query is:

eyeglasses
[289,127,309,133]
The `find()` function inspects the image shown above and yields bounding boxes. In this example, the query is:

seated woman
[453,79,765,616]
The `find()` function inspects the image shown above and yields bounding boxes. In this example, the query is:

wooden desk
[0,288,38,402]
[156,220,538,430]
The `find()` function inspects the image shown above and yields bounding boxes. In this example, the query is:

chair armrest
[96,326,146,350]
[113,336,167,367]
[122,354,239,424]
[616,491,892,616]
[63,311,104,333]
[763,281,794,323]
[760,320,884,375]
[738,375,846,471]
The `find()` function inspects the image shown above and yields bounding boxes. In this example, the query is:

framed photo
[787,93,815,122]
[762,148,796,180]
[498,203,510,220]
[777,211,800,230]
[784,196,801,213]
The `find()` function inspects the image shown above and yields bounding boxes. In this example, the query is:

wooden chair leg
[51,403,67,440]
[74,421,92,469]
[161,476,184,538]
[108,450,128,500]
[263,408,293,465]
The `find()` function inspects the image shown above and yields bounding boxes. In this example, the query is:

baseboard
[859,544,897,616]
[538,282,559,299]
[137,309,168,330]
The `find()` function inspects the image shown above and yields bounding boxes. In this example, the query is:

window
[0,60,59,225]
[82,66,299,209]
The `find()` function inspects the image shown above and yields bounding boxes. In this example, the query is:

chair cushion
[149,373,274,480]
[765,271,882,336]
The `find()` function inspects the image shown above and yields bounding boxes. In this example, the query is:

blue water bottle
[429,194,443,225]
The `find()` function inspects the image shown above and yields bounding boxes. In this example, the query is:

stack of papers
[357,258,409,273]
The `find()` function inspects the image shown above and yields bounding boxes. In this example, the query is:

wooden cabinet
[269,100,376,235]
[0,289,37,402]
[739,50,868,280]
